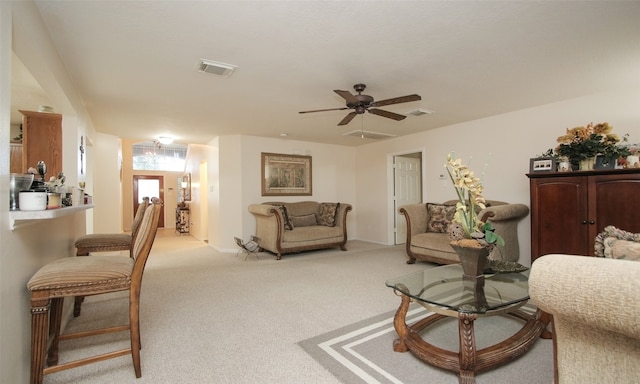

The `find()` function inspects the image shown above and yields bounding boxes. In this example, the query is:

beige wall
[92,132,122,233]
[182,87,640,257]
[186,134,356,252]
[4,2,640,382]
[1,2,94,383]
[182,143,213,241]
[355,87,640,266]
[121,138,184,231]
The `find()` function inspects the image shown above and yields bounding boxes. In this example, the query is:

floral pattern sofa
[398,200,529,264]
[248,201,352,260]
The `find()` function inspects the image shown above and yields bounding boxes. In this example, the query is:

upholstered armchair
[398,200,529,264]
[529,254,640,383]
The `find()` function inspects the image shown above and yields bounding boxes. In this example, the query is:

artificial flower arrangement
[445,153,504,249]
[555,122,630,163]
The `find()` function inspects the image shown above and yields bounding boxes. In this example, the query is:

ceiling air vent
[342,130,397,140]
[197,59,237,77]
[407,108,434,116]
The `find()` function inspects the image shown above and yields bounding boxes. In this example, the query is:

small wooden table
[385,264,551,384]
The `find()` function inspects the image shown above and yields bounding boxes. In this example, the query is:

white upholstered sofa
[248,201,352,260]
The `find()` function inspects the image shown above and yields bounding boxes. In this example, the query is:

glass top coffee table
[385,264,551,384]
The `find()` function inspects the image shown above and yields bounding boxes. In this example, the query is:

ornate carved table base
[392,292,551,384]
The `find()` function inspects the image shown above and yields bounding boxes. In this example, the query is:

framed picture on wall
[261,152,312,196]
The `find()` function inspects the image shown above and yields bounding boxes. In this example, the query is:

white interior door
[394,154,422,244]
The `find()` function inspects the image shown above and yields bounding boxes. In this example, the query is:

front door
[133,175,165,228]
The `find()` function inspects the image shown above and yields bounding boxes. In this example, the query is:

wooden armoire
[528,168,640,262]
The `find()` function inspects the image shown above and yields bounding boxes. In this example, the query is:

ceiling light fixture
[407,108,434,116]
[157,136,173,145]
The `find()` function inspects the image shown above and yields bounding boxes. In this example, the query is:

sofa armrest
[530,254,640,339]
[248,203,278,218]
[248,204,284,254]
[398,203,428,235]
[479,203,529,223]
[479,203,529,262]
[335,203,352,228]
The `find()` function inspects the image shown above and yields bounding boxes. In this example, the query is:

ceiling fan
[298,83,421,126]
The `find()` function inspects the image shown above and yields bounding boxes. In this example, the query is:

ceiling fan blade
[368,108,407,121]
[334,90,359,105]
[371,94,421,108]
[299,107,349,114]
[337,111,358,126]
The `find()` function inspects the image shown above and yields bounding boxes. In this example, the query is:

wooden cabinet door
[590,173,640,247]
[530,176,590,260]
[20,110,63,180]
[10,143,23,173]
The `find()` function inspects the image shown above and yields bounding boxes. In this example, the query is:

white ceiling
[11,1,640,146]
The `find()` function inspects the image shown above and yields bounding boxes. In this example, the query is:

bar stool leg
[130,293,142,378]
[73,296,85,317]
[30,292,51,384]
[73,249,90,317]
[46,298,64,366]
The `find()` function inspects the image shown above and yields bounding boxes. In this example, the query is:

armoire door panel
[531,178,589,259]
[592,175,640,235]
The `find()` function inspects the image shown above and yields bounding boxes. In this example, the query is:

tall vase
[579,157,595,171]
[451,241,490,312]
[450,241,490,280]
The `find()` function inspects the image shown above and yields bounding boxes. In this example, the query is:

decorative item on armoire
[554,122,630,170]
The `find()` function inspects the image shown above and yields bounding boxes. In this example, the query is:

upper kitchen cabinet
[19,110,63,180]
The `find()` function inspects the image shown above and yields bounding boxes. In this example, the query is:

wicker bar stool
[27,198,163,384]
[72,197,149,316]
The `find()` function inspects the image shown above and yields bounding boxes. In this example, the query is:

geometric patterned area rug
[298,305,553,384]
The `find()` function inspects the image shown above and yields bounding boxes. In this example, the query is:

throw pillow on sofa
[603,237,640,261]
[426,203,456,233]
[317,202,340,227]
[290,214,318,227]
[273,205,294,230]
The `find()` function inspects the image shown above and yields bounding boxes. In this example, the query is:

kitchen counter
[10,204,94,230]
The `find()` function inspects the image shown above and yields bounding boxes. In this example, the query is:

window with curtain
[132,141,187,171]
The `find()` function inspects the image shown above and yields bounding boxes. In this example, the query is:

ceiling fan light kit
[299,83,422,126]
[342,130,397,140]
[407,108,434,116]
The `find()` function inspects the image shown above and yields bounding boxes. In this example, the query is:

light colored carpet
[41,229,552,383]
[299,305,553,384]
